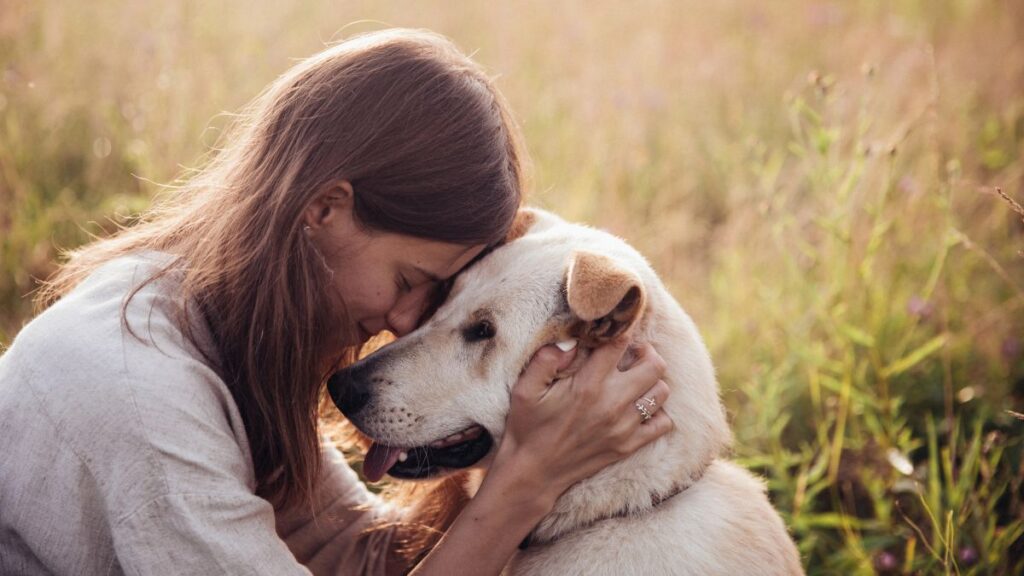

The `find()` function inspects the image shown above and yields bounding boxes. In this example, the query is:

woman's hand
[493,334,673,505]
[407,335,671,576]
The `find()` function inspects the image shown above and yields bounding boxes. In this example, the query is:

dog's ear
[565,251,646,345]
[504,207,539,243]
[505,207,565,243]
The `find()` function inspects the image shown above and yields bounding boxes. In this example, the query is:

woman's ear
[303,180,355,232]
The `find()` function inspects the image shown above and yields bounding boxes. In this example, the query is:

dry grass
[1,0,1022,572]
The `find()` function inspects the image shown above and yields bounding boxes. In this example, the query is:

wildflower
[874,550,898,572]
[958,546,979,567]
[897,175,919,195]
[1002,336,1020,362]
[906,296,934,320]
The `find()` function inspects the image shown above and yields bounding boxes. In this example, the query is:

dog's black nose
[328,364,371,416]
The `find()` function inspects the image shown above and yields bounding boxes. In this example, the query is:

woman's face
[320,229,485,345]
[305,183,487,349]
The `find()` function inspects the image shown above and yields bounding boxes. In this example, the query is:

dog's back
[509,460,802,575]
[331,208,804,574]
[503,211,803,575]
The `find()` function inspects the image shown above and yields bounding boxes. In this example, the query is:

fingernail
[555,339,578,352]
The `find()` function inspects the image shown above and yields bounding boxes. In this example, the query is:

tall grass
[1,0,1021,572]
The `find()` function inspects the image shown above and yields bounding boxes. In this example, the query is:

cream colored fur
[355,208,803,575]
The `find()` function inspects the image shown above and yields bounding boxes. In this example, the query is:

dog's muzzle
[327,360,374,418]
[327,354,495,481]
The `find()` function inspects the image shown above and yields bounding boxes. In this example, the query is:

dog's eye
[463,319,496,343]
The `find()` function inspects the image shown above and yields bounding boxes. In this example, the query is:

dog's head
[329,208,723,485]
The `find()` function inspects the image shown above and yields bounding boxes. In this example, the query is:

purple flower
[1002,336,1021,362]
[874,550,899,572]
[898,175,919,195]
[907,296,934,320]
[807,2,844,28]
[958,546,979,567]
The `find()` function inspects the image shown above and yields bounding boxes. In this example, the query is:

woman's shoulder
[0,252,256,512]
[2,251,241,447]
[2,251,230,420]
[3,249,230,409]
[5,251,206,370]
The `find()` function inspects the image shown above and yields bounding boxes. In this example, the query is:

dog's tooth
[555,339,578,352]
[398,451,408,462]
[429,427,482,450]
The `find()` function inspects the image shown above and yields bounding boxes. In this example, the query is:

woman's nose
[386,307,418,337]
[386,285,433,336]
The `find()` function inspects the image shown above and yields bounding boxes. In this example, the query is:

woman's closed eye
[416,278,454,326]
[396,274,413,293]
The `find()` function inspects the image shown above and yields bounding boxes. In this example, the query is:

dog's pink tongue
[363,442,403,482]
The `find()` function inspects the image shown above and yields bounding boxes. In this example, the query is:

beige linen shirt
[0,253,399,575]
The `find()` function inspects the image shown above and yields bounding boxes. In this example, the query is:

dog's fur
[338,208,803,575]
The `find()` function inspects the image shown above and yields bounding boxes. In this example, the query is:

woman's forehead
[392,236,487,280]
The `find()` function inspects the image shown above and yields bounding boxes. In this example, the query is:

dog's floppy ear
[565,251,646,345]
[505,207,564,243]
[504,207,539,243]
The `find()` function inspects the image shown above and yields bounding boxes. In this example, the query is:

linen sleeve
[111,445,401,576]
[112,491,308,576]
[99,337,400,574]
[275,444,404,576]
[0,254,405,575]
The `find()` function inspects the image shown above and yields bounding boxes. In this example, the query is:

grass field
[1,0,1022,573]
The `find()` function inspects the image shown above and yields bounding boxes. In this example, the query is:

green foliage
[1,0,1021,572]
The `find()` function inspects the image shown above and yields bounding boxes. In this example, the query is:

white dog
[330,208,803,575]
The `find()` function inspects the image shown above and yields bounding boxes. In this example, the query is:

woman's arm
[408,335,672,575]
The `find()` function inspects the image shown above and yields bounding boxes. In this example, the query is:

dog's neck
[519,317,729,548]
[521,453,715,549]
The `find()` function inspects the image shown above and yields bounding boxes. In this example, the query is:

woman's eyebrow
[412,265,442,283]
[459,245,495,272]
[416,245,495,283]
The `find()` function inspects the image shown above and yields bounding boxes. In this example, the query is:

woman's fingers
[514,345,578,399]
[632,379,669,421]
[500,338,673,495]
[626,410,674,452]
[607,342,668,400]
[574,333,632,385]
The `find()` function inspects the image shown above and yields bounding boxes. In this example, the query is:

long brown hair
[38,28,526,510]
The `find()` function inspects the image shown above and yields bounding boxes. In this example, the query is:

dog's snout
[328,364,372,417]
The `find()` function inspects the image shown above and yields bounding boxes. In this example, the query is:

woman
[0,29,671,575]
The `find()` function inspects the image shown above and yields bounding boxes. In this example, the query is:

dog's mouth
[362,424,493,482]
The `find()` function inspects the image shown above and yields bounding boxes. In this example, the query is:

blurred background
[1,0,1022,573]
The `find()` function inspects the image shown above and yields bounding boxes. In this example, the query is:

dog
[329,208,804,575]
